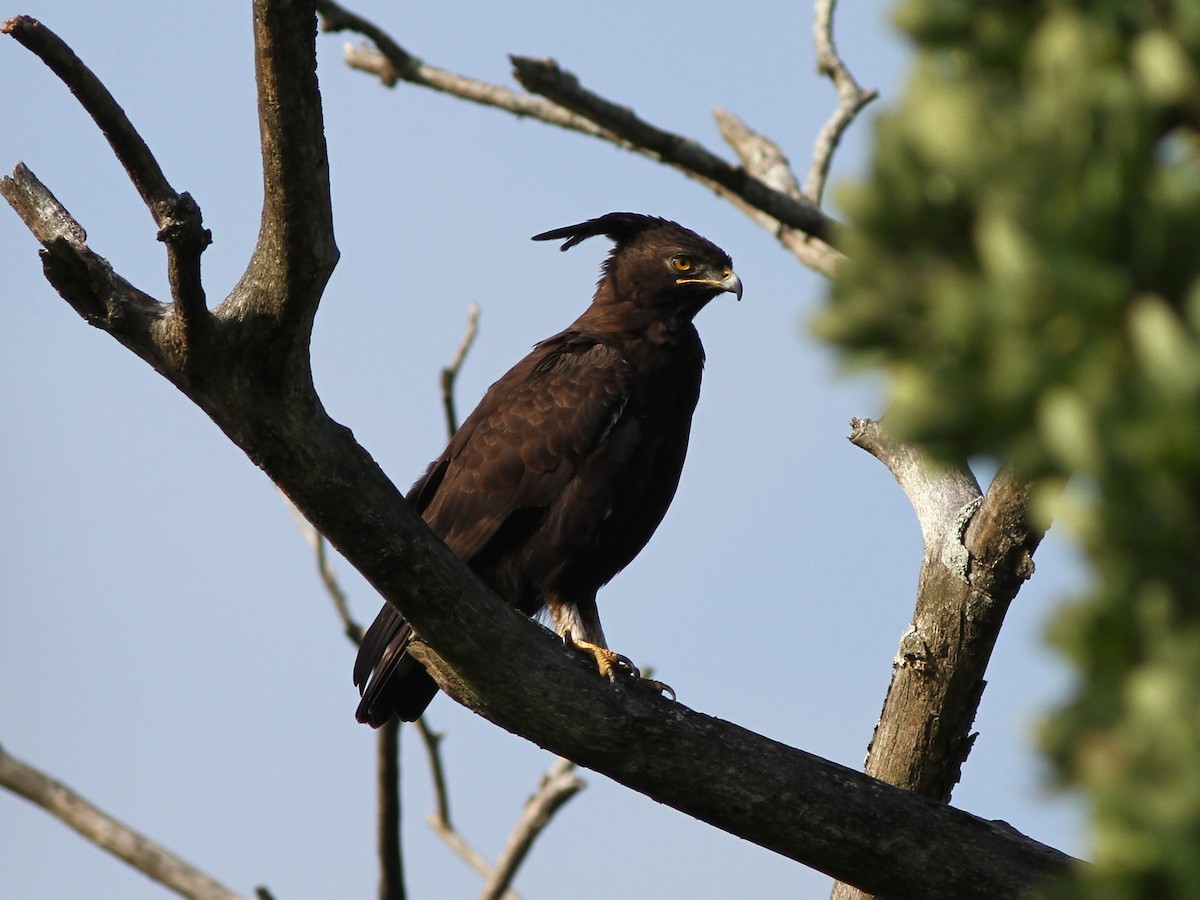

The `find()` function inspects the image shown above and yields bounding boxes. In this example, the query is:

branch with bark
[288,305,583,898]
[313,0,844,277]
[831,421,1045,900]
[1,6,1070,900]
[0,743,249,900]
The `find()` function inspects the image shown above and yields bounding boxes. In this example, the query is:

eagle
[354,212,742,725]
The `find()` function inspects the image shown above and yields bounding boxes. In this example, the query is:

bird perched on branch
[354,212,742,726]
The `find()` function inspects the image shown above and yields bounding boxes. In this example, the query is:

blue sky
[1,1,1085,897]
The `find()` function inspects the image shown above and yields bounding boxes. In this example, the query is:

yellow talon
[566,634,675,700]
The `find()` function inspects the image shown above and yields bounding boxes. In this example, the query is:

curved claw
[637,677,676,702]
[564,633,675,701]
[606,650,640,682]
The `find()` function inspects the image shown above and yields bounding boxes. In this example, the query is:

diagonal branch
[0,164,171,368]
[0,743,248,900]
[314,0,839,259]
[287,501,364,644]
[508,56,836,247]
[714,109,843,277]
[2,16,211,331]
[315,0,618,136]
[480,758,584,900]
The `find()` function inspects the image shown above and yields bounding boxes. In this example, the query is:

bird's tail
[354,605,439,726]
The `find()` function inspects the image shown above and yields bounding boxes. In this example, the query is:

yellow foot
[566,634,676,701]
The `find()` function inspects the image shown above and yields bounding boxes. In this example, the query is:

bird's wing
[415,333,631,563]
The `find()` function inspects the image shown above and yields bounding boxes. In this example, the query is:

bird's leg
[563,632,676,700]
[551,600,675,699]
[563,631,640,680]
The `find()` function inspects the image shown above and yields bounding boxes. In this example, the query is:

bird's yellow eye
[671,257,693,272]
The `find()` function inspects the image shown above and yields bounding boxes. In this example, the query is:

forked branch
[834,420,1044,900]
[806,0,878,205]
[2,16,211,330]
[314,0,842,272]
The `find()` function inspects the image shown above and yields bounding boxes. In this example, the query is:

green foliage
[817,0,1200,895]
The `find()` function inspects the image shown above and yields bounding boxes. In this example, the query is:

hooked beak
[721,268,743,302]
[677,267,743,301]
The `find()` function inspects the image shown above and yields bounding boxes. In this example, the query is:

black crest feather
[531,212,676,251]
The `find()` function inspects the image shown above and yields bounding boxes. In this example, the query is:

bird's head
[532,213,742,325]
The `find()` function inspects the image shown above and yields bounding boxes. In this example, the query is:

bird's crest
[531,212,676,252]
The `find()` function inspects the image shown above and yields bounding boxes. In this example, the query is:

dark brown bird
[354,213,742,725]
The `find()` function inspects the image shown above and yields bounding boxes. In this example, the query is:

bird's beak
[721,268,743,302]
[677,268,743,301]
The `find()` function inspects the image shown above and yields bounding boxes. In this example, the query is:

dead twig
[480,758,585,900]
[0,743,248,900]
[805,0,878,205]
[287,501,363,644]
[714,109,843,277]
[2,16,210,332]
[414,704,583,900]
[441,303,480,438]
[314,0,839,261]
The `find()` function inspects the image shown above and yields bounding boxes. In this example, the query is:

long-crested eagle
[354,212,742,725]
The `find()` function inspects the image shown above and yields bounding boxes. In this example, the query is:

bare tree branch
[508,56,836,246]
[313,0,839,263]
[412,722,520,900]
[289,501,406,899]
[288,501,364,643]
[426,817,518,898]
[413,674,580,900]
[376,720,405,900]
[291,303,563,900]
[833,420,1045,900]
[805,0,878,205]
[3,8,1075,899]
[314,0,629,135]
[288,501,410,899]
[414,719,453,829]
[714,108,843,277]
[481,758,585,900]
[440,303,481,439]
[850,418,982,552]
[2,16,211,332]
[0,743,248,900]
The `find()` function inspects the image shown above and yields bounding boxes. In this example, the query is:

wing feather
[420,334,631,562]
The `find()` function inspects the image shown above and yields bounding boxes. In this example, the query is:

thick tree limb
[834,420,1045,900]
[0,744,247,900]
[3,7,1075,899]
